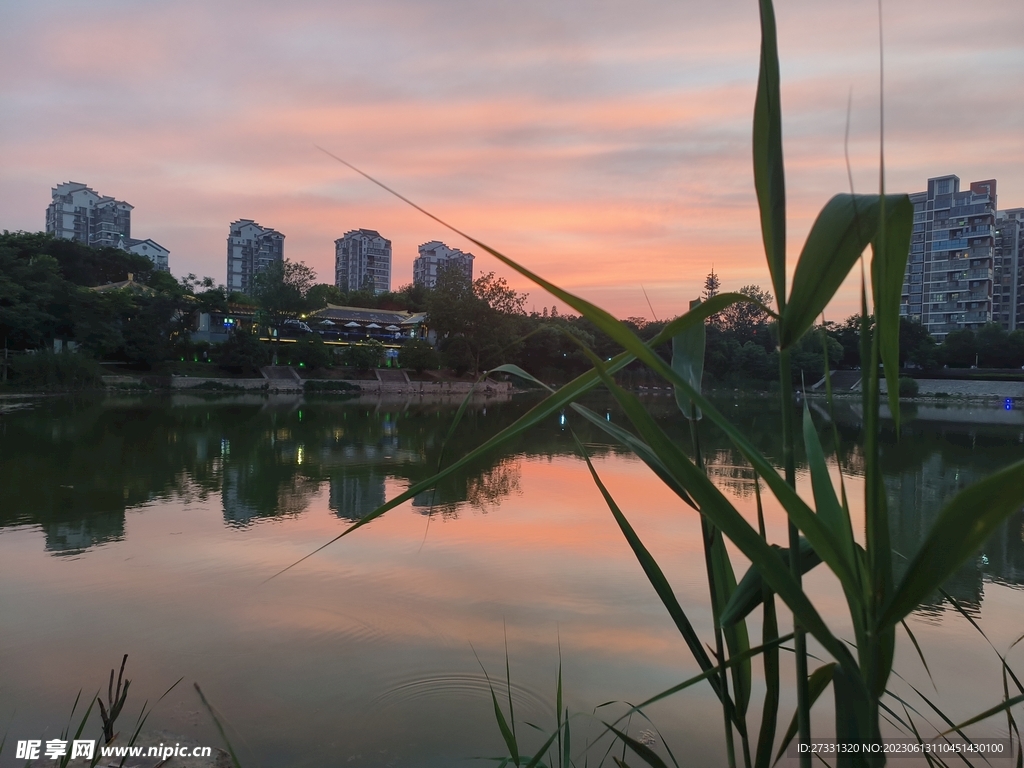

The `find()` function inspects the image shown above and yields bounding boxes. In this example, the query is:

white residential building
[227,219,284,293]
[901,175,997,340]
[335,229,391,294]
[412,240,474,288]
[123,238,170,272]
[45,182,133,248]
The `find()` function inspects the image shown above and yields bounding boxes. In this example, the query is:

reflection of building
[46,182,133,248]
[329,469,386,520]
[222,466,261,525]
[227,219,285,294]
[44,513,125,556]
[413,241,474,288]
[335,229,392,294]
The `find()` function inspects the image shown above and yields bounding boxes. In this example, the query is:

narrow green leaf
[720,538,821,626]
[710,533,752,717]
[280,293,742,577]
[939,695,1024,736]
[753,0,787,310]
[572,432,722,698]
[802,402,857,571]
[672,298,705,421]
[570,402,697,511]
[881,459,1024,628]
[773,664,836,766]
[784,194,904,348]
[194,684,243,768]
[605,723,669,768]
[870,194,913,427]
[587,364,859,678]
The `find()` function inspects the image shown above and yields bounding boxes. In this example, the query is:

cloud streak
[1,0,1021,318]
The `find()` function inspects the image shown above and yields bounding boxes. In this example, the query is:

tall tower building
[226,219,284,293]
[334,229,391,294]
[45,182,133,248]
[996,208,1024,331]
[901,175,996,340]
[413,241,475,288]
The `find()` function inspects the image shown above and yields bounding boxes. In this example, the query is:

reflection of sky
[2,1,1022,318]
[3,441,1024,763]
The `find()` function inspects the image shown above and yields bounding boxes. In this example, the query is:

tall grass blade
[604,723,669,768]
[672,298,705,421]
[869,194,914,427]
[773,664,836,765]
[278,295,737,577]
[720,539,820,626]
[881,460,1024,628]
[938,695,1024,736]
[571,431,722,698]
[585,360,860,679]
[782,194,905,349]
[755,479,781,768]
[194,684,244,768]
[753,0,787,309]
[802,402,856,570]
[900,621,936,693]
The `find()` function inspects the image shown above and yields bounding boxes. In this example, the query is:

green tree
[251,259,318,360]
[898,317,936,368]
[939,329,976,367]
[306,283,347,309]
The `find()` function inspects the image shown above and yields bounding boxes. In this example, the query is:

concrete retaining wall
[312,379,513,395]
[880,378,1024,399]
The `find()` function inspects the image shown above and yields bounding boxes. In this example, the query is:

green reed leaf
[589,364,859,678]
[881,459,1024,629]
[753,0,786,311]
[605,723,670,768]
[572,432,723,699]
[710,531,752,718]
[672,298,705,421]
[870,193,913,429]
[782,194,900,349]
[802,402,857,572]
[720,538,821,626]
[773,664,836,766]
[938,695,1024,737]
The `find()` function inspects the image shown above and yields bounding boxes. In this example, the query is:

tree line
[2,234,1020,388]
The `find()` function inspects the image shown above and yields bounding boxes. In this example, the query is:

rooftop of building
[314,304,426,325]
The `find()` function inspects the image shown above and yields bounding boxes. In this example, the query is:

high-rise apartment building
[227,219,284,293]
[46,182,133,248]
[412,241,475,288]
[124,238,170,272]
[995,208,1024,331]
[901,175,997,340]
[335,229,391,294]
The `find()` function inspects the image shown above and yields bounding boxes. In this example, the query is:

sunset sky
[2,0,1021,320]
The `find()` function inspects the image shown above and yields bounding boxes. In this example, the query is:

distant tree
[715,285,774,349]
[251,259,318,359]
[306,283,346,309]
[701,268,721,302]
[898,317,937,368]
[939,329,976,368]
[976,323,1012,368]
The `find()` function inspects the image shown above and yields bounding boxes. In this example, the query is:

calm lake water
[1,392,1022,767]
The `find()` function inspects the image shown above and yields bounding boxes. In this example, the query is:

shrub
[288,334,333,370]
[9,351,104,390]
[216,331,271,373]
[898,376,919,398]
[342,340,384,371]
[441,336,475,376]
